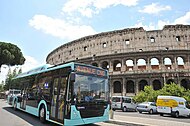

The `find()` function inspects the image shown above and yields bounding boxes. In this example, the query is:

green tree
[18,68,22,74]
[4,68,12,90]
[133,91,147,103]
[183,89,190,103]
[133,86,159,103]
[159,83,185,97]
[0,81,4,92]
[134,83,189,103]
[0,42,25,72]
[4,67,22,90]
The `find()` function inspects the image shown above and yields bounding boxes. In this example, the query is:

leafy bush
[134,83,190,103]
[159,83,185,97]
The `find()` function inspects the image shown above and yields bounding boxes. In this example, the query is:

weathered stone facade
[46,24,190,96]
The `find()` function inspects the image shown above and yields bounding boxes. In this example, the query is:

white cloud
[174,11,190,24]
[29,0,139,40]
[139,3,171,14]
[93,0,139,9]
[134,11,190,31]
[29,15,96,40]
[132,22,156,30]
[0,56,42,83]
[62,0,95,18]
[157,20,170,29]
[21,55,42,73]
[157,11,190,29]
[62,0,139,18]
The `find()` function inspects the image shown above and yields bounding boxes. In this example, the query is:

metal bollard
[110,109,114,119]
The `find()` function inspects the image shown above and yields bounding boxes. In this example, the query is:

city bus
[8,62,110,125]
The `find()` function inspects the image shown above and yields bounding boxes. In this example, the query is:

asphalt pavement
[1,99,190,126]
[0,99,52,126]
[109,111,190,126]
[0,99,116,126]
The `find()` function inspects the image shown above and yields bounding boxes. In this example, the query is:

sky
[0,0,190,82]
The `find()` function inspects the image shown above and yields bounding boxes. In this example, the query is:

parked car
[157,96,190,117]
[0,92,5,99]
[136,102,157,114]
[111,96,137,112]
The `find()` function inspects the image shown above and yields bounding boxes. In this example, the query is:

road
[0,99,117,126]
[0,99,62,126]
[2,99,190,126]
[114,110,190,124]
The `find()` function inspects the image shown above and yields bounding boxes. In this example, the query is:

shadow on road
[3,106,57,126]
[138,112,159,115]
[137,112,188,119]
[160,114,188,119]
[3,106,99,126]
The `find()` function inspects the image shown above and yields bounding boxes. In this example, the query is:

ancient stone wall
[46,25,190,96]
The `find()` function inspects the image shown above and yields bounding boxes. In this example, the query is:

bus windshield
[73,74,109,103]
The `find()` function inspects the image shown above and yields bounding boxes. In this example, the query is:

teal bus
[8,62,110,125]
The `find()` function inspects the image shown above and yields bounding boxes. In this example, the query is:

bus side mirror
[70,73,75,82]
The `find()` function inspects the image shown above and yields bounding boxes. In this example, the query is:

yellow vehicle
[156,96,190,118]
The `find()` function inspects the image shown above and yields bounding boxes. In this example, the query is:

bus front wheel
[39,105,46,123]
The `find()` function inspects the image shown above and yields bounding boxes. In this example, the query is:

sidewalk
[108,115,190,126]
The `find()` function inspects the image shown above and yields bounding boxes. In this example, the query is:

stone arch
[92,62,98,67]
[113,60,121,71]
[113,81,122,93]
[152,79,161,90]
[177,57,185,69]
[139,79,148,91]
[166,79,175,84]
[181,79,190,90]
[137,58,146,70]
[164,57,172,69]
[101,61,109,70]
[150,58,159,70]
[126,80,135,93]
[126,59,134,71]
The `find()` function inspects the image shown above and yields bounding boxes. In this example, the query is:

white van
[156,96,190,117]
[7,89,21,105]
[111,96,137,112]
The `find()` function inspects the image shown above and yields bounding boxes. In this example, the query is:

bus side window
[34,74,52,103]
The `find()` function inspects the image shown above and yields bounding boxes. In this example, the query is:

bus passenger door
[20,85,27,110]
[58,77,67,121]
[50,76,67,123]
[50,77,59,120]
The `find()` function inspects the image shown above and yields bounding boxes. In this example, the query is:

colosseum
[46,24,190,96]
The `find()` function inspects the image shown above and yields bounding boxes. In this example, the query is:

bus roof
[14,62,108,79]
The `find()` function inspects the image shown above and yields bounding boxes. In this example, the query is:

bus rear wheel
[39,105,46,123]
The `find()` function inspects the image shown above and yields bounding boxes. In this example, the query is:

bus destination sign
[75,65,106,76]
